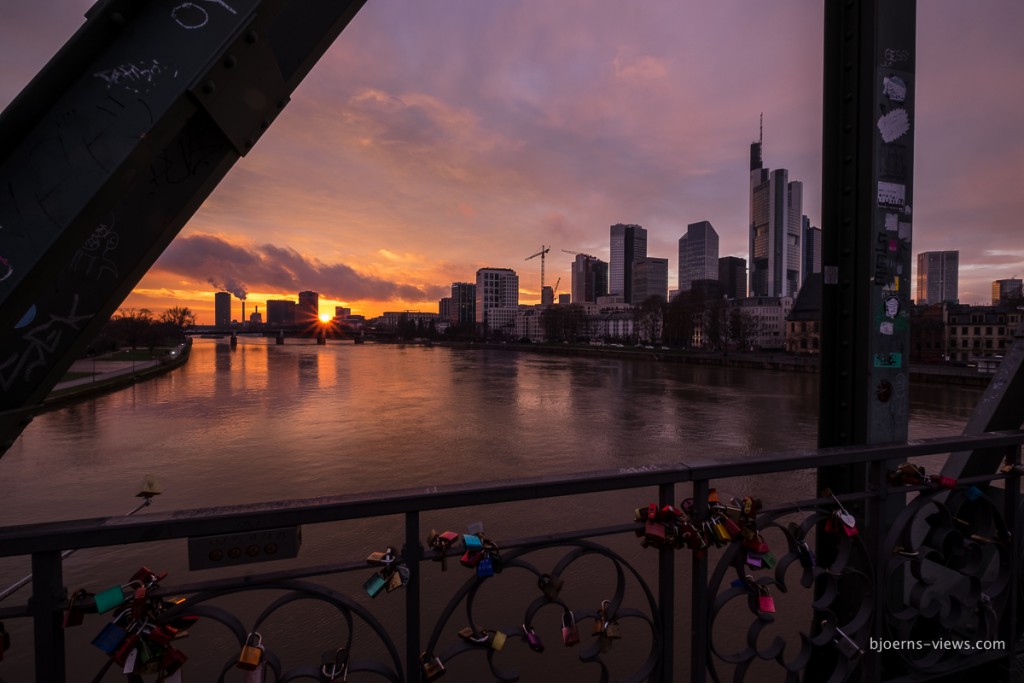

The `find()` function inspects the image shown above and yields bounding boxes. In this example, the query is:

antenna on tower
[759,113,763,146]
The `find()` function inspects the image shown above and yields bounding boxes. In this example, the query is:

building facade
[916,251,959,305]
[475,268,519,333]
[802,218,821,288]
[631,257,669,303]
[992,278,1023,305]
[266,299,296,325]
[749,134,803,298]
[678,221,719,293]
[718,256,747,299]
[214,291,231,326]
[609,223,647,303]
[450,282,476,327]
[946,304,1022,363]
[570,254,608,304]
[297,291,319,324]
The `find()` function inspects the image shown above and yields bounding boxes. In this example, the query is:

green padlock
[94,584,128,614]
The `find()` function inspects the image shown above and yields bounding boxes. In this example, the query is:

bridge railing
[0,429,1022,682]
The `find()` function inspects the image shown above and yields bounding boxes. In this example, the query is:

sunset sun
[319,313,332,323]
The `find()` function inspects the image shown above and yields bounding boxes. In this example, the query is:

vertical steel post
[1002,444,1021,680]
[658,482,675,682]
[29,551,65,683]
[690,479,709,682]
[404,511,420,683]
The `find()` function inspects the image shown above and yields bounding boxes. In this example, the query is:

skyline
[3,2,1023,322]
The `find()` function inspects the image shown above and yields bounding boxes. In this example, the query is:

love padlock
[63,588,90,628]
[91,608,132,654]
[421,652,446,681]
[538,573,563,599]
[561,609,580,646]
[364,571,388,598]
[757,585,776,617]
[521,624,544,653]
[237,631,264,670]
[321,647,349,681]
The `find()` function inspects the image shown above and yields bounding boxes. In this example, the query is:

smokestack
[242,301,246,324]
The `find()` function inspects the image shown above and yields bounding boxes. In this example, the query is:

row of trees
[88,306,198,354]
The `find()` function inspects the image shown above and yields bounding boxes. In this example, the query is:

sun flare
[319,313,332,323]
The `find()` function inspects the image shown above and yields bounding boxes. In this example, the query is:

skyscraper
[916,251,959,305]
[214,291,231,326]
[297,290,319,323]
[992,278,1023,305]
[718,256,747,299]
[609,223,647,303]
[451,282,476,326]
[475,268,518,332]
[802,217,821,287]
[678,221,719,293]
[749,126,804,297]
[266,300,296,325]
[631,257,669,303]
[570,254,608,304]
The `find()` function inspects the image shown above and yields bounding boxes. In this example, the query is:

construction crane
[525,245,551,295]
[553,277,561,295]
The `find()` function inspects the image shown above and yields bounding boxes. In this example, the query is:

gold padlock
[237,631,264,670]
[420,652,445,680]
[488,629,507,651]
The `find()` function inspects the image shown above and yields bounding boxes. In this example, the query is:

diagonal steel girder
[0,0,367,455]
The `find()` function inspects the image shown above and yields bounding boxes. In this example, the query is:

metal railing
[1,430,1023,682]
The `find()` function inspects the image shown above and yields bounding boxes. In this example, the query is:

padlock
[746,552,763,568]
[741,534,770,554]
[130,566,167,587]
[237,631,264,670]
[929,474,957,489]
[741,496,762,517]
[707,488,720,504]
[592,606,606,636]
[561,610,580,646]
[487,629,507,651]
[795,539,816,568]
[463,534,483,551]
[476,554,494,578]
[136,638,164,672]
[538,573,564,599]
[460,550,482,568]
[604,618,621,639]
[363,571,388,598]
[757,586,776,615]
[321,646,348,681]
[122,645,138,674]
[244,659,268,683]
[94,584,129,614]
[965,486,983,501]
[161,645,188,675]
[760,551,777,569]
[482,541,502,573]
[522,624,544,653]
[721,515,743,537]
[111,629,141,666]
[64,588,89,628]
[711,518,732,543]
[91,610,131,654]
[366,551,389,565]
[420,652,445,681]
[385,567,404,592]
[644,519,667,543]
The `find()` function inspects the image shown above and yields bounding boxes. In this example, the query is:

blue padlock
[463,534,483,551]
[476,555,494,578]
[363,572,387,598]
[91,616,128,654]
[965,486,983,501]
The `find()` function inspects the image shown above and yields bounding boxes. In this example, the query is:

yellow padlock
[237,631,264,670]
[489,629,507,651]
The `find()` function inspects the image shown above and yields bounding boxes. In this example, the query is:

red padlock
[561,610,580,646]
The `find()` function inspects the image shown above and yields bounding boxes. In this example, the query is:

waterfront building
[335,306,351,318]
[632,257,669,303]
[266,299,296,325]
[297,290,319,323]
[946,304,1023,363]
[992,278,1023,305]
[678,221,719,293]
[802,218,821,287]
[718,256,747,299]
[734,296,793,350]
[381,311,439,330]
[214,291,231,326]
[785,272,822,354]
[609,223,647,303]
[749,127,804,298]
[438,297,452,321]
[916,251,959,305]
[475,268,519,334]
[451,282,476,327]
[570,254,609,304]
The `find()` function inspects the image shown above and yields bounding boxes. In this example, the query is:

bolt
[224,54,237,68]
[202,80,216,95]
[110,12,125,27]
[246,30,259,44]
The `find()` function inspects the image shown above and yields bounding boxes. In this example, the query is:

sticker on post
[878,182,905,208]
[884,213,898,231]
[882,76,907,102]
[874,352,902,369]
[879,321,894,336]
[877,109,910,143]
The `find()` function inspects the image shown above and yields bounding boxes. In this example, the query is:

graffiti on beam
[94,59,180,96]
[171,1,238,30]
[0,294,93,392]
[71,218,120,281]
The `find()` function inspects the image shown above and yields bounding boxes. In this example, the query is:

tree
[634,296,666,344]
[111,308,155,350]
[160,306,197,335]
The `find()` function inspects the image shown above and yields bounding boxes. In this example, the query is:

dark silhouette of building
[718,256,747,299]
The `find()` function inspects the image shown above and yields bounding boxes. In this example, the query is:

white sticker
[880,321,894,336]
[883,76,907,102]
[898,221,911,240]
[122,648,138,674]
[884,213,898,231]
[878,182,906,207]
[877,108,910,143]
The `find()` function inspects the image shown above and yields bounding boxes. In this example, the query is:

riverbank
[436,341,995,387]
[43,339,192,407]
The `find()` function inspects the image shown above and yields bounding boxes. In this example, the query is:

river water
[0,339,986,680]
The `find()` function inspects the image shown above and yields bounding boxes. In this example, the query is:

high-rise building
[992,278,1023,305]
[475,268,519,332]
[678,221,719,293]
[266,300,296,325]
[749,127,804,297]
[916,251,959,305]
[451,282,476,326]
[802,217,821,287]
[297,291,319,323]
[438,297,452,321]
[631,257,669,303]
[718,256,747,299]
[214,291,231,326]
[610,223,647,303]
[541,287,554,305]
[335,306,351,319]
[570,254,608,304]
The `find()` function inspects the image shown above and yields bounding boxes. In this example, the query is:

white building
[475,268,519,332]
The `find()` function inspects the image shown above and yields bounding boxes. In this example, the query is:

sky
[2,1,1023,323]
